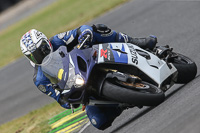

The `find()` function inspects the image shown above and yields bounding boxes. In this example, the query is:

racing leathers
[33,24,157,129]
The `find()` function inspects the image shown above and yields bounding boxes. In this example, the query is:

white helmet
[20,29,53,65]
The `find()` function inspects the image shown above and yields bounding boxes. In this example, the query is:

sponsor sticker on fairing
[127,44,138,65]
[98,43,128,64]
[38,85,46,92]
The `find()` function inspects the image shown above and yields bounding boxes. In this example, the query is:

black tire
[171,53,197,84]
[101,79,165,106]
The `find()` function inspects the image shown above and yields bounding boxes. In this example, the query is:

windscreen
[41,46,69,85]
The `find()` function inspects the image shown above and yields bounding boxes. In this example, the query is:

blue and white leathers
[50,25,129,51]
[33,25,130,129]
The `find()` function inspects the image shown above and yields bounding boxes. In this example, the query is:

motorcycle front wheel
[101,79,165,106]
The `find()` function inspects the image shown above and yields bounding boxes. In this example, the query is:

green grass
[0,0,128,132]
[0,0,127,67]
[0,102,65,133]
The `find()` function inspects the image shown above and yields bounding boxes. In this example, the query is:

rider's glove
[78,29,93,48]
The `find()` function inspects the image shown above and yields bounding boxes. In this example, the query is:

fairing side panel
[96,43,177,86]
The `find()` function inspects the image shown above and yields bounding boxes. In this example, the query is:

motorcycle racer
[20,24,157,130]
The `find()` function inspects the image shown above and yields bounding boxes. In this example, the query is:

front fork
[97,71,141,96]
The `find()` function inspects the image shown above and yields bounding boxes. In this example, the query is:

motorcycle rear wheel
[170,53,197,83]
[101,79,165,106]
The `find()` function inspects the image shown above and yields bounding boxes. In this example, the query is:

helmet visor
[26,39,52,64]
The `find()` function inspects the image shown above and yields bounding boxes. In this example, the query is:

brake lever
[78,35,90,49]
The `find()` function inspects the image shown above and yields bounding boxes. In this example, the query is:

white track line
[78,121,91,133]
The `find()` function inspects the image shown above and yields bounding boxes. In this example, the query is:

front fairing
[68,48,97,84]
[41,45,97,88]
[41,46,97,103]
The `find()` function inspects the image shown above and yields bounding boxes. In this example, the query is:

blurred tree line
[0,0,21,13]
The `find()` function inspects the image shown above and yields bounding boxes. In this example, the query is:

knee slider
[90,116,109,130]
[86,106,109,130]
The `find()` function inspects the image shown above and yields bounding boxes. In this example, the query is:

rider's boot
[128,35,157,50]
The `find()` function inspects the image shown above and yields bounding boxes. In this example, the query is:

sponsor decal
[22,33,33,48]
[27,43,36,52]
[58,69,64,80]
[38,85,46,93]
[100,49,108,58]
[107,49,111,60]
[101,43,113,61]
[110,44,128,64]
[127,44,138,65]
[100,31,113,37]
[35,31,42,39]
[100,43,128,63]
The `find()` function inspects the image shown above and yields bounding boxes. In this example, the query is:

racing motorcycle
[41,38,197,111]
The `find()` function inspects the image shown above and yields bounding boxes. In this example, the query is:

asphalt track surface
[1,0,200,133]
